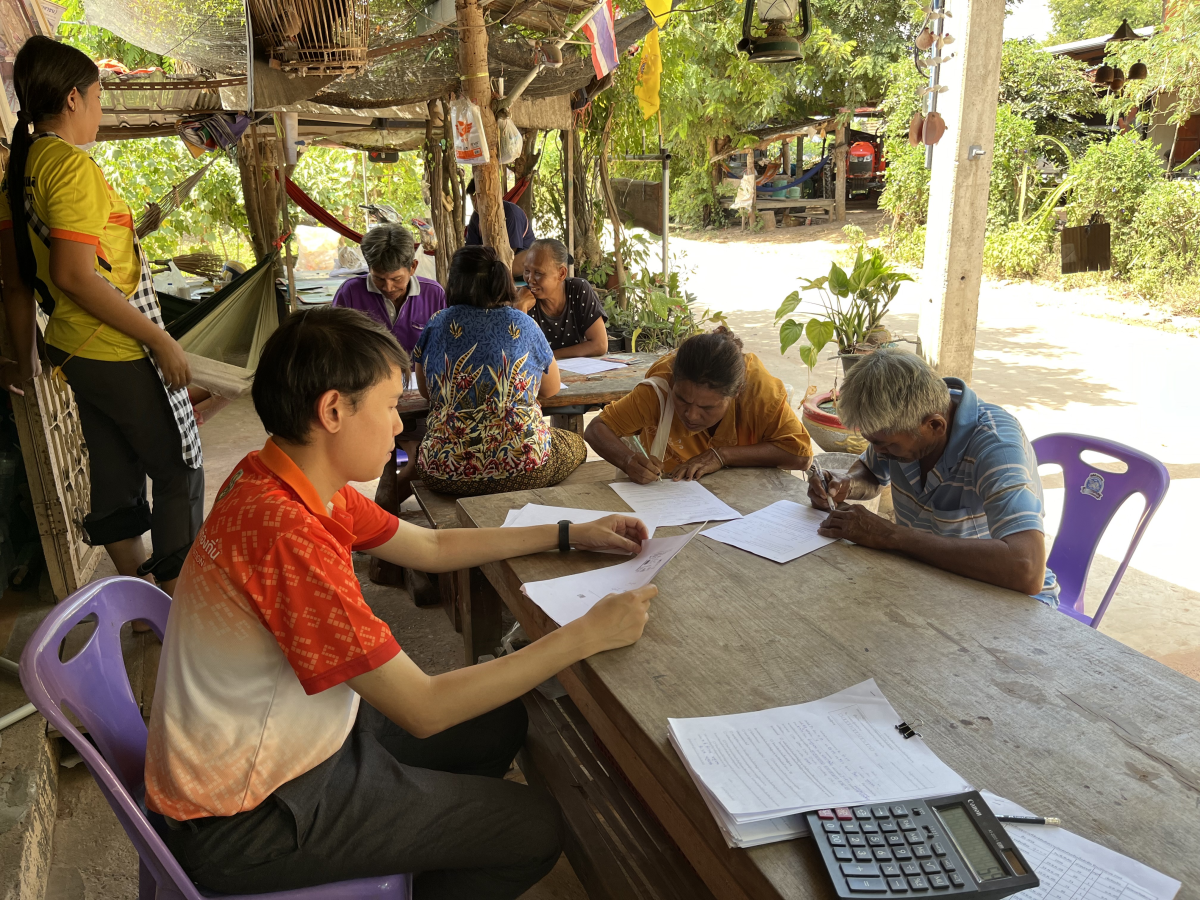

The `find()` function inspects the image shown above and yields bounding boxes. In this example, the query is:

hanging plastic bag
[499,116,523,165]
[451,98,490,166]
[411,217,438,252]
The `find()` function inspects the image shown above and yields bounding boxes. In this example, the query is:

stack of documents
[609,479,742,527]
[501,503,660,538]
[522,525,702,626]
[701,499,836,563]
[668,680,972,848]
[980,792,1180,900]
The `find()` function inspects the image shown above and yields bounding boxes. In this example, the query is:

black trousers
[165,701,563,900]
[47,347,203,581]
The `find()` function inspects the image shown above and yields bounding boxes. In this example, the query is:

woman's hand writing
[624,452,662,484]
[570,515,650,554]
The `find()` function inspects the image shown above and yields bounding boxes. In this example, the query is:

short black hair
[446,245,516,309]
[673,327,746,396]
[252,307,410,444]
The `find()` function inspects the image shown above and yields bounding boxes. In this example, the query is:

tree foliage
[1105,1,1200,131]
[291,147,426,234]
[998,39,1099,154]
[1047,0,1161,45]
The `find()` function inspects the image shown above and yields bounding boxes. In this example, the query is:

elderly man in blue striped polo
[808,349,1059,607]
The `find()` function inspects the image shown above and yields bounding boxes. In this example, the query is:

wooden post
[797,135,803,171]
[748,150,757,230]
[444,101,466,259]
[456,0,511,267]
[566,129,575,276]
[917,0,1006,382]
[782,139,791,178]
[834,119,847,222]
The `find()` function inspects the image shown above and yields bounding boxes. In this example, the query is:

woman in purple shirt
[332,225,446,588]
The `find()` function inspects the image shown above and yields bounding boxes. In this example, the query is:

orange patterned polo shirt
[144,439,400,820]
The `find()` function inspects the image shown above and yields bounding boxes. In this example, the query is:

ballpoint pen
[628,435,660,481]
[811,458,832,506]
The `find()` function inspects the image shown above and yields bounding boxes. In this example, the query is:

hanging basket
[247,0,371,76]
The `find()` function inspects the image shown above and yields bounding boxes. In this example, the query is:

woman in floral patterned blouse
[413,246,587,496]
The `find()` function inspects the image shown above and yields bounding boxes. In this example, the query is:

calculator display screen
[935,805,1008,882]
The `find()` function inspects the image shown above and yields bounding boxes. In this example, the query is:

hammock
[283,176,364,244]
[757,157,829,196]
[167,253,285,399]
[136,160,216,239]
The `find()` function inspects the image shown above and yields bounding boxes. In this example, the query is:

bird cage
[247,0,372,76]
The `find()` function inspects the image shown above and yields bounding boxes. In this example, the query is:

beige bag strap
[641,376,674,461]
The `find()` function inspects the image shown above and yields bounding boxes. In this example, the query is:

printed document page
[669,679,971,824]
[609,479,742,527]
[980,792,1180,900]
[522,525,702,625]
[556,357,627,375]
[701,500,836,563]
[501,504,660,542]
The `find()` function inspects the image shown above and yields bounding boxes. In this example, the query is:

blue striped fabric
[861,378,1059,607]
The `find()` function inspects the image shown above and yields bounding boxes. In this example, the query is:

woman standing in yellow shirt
[0,37,202,595]
[585,328,813,483]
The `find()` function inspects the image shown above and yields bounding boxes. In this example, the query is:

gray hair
[529,237,569,267]
[837,349,951,436]
[361,224,416,272]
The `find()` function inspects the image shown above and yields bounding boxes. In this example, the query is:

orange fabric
[47,228,100,245]
[597,352,811,474]
[144,440,401,820]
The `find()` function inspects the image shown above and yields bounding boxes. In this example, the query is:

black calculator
[805,791,1040,898]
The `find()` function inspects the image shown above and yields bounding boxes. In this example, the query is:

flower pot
[838,351,871,378]
[801,390,868,454]
[607,330,632,353]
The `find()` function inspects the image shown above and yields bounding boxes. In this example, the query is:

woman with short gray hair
[515,238,608,359]
[808,348,1059,607]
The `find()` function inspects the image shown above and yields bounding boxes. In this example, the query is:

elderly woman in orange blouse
[585,328,813,483]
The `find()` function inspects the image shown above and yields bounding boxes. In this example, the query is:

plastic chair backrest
[19,576,411,900]
[1032,434,1170,628]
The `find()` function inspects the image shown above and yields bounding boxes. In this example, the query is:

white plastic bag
[451,98,490,166]
[499,116,523,165]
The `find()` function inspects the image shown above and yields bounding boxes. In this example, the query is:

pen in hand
[629,435,661,482]
[810,459,832,509]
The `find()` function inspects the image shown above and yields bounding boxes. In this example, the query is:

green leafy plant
[775,245,913,363]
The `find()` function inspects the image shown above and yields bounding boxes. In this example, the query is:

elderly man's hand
[817,505,899,549]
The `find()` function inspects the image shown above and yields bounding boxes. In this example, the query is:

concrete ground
[22,214,1200,897]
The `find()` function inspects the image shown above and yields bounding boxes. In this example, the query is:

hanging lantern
[1110,68,1125,91]
[1129,61,1147,79]
[1095,65,1113,84]
[737,0,812,63]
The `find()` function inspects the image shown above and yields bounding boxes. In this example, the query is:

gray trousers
[164,700,563,900]
[47,347,203,581]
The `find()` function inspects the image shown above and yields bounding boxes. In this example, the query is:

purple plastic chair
[19,576,412,900]
[1033,433,1170,628]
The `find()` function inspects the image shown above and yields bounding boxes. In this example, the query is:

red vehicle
[847,139,886,198]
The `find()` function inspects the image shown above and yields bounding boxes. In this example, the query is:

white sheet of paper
[609,479,742,527]
[405,372,418,390]
[501,504,660,538]
[521,525,702,625]
[980,792,1180,900]
[701,500,836,563]
[669,679,972,824]
[556,357,627,375]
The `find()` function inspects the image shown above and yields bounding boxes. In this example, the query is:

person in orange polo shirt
[585,327,814,483]
[144,307,656,898]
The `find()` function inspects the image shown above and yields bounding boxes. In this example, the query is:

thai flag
[583,0,619,80]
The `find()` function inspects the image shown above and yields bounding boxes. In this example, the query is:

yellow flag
[635,26,663,120]
[636,0,671,120]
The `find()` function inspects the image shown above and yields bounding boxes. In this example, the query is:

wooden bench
[412,460,621,665]
[520,689,717,900]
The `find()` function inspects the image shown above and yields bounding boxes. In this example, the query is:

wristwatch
[558,520,571,553]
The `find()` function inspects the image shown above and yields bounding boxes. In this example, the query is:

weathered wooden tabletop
[398,352,664,416]
[456,467,1200,900]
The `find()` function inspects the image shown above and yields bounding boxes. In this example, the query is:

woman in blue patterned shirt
[413,246,587,496]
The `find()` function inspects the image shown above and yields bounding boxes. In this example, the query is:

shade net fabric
[84,0,248,74]
[168,254,282,399]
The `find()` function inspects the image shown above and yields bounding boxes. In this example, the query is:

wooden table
[399,352,664,432]
[456,467,1200,900]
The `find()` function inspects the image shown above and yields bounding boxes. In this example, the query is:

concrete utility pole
[917,0,1005,382]
[456,0,512,267]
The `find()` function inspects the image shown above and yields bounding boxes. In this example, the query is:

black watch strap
[558,520,571,553]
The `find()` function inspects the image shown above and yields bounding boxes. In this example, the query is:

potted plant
[775,245,913,377]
